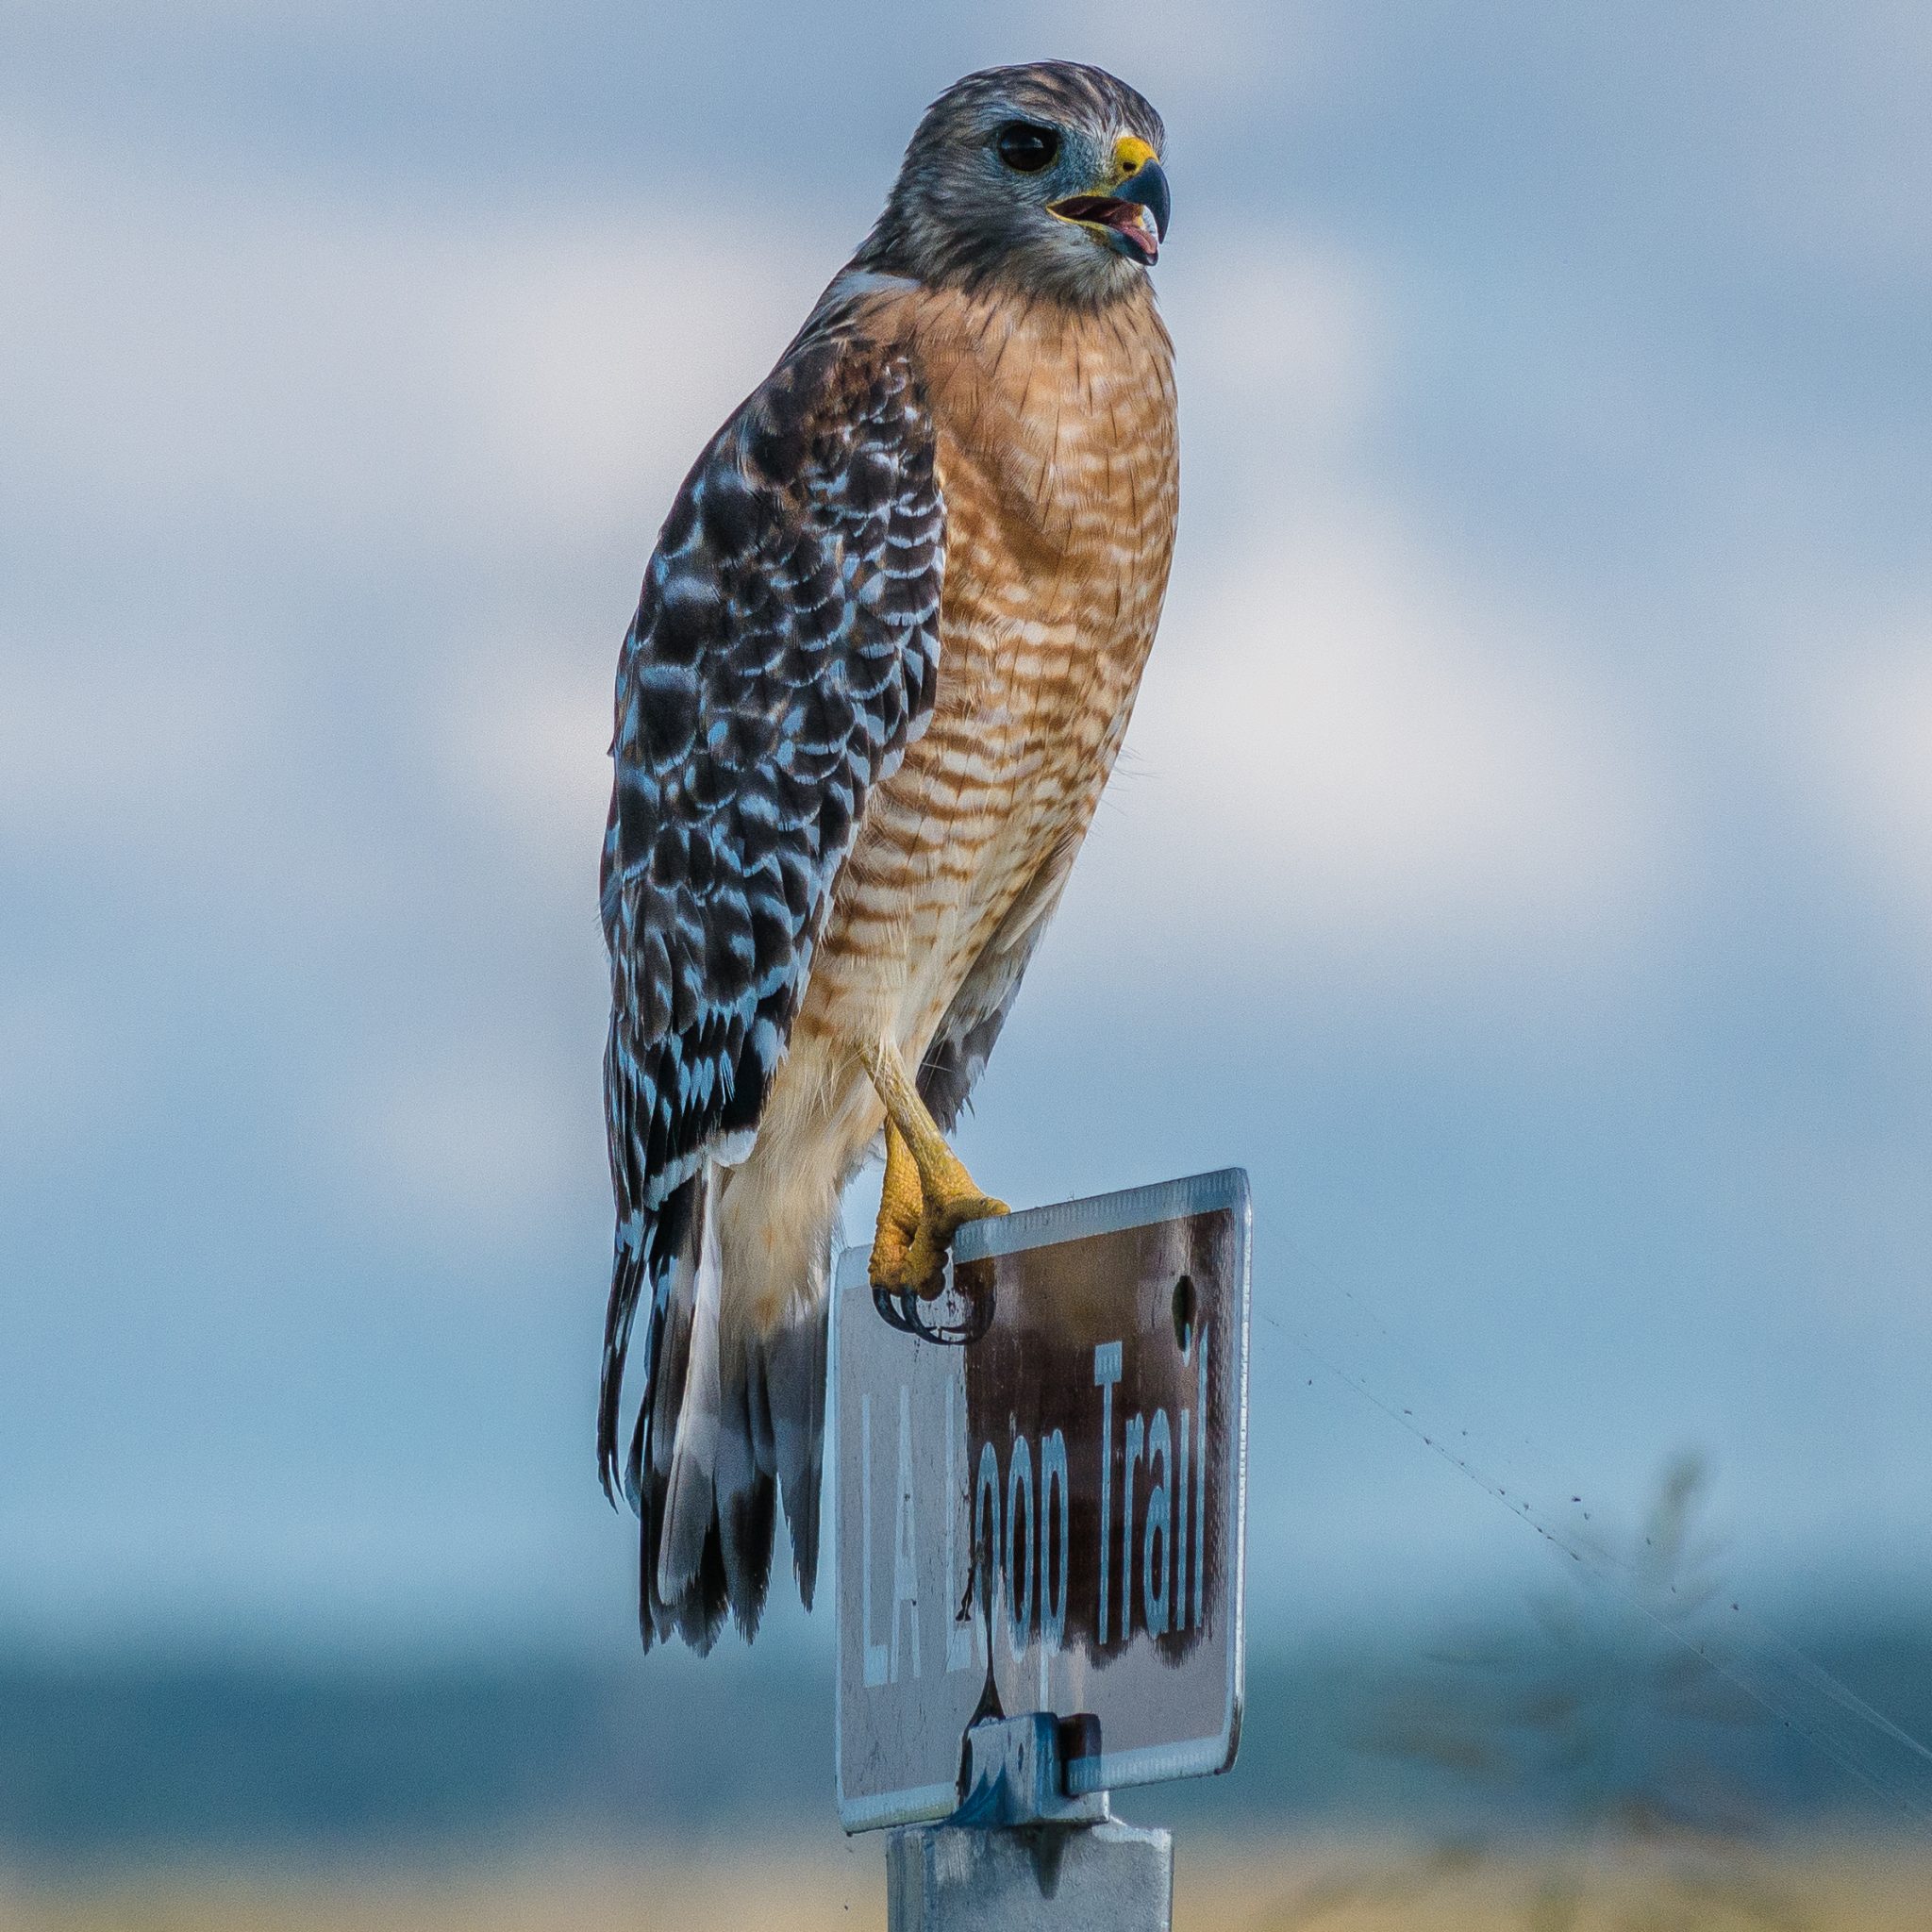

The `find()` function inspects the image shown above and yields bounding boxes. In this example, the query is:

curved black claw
[872,1283,920,1333]
[908,1302,990,1346]
[872,1258,995,1345]
[900,1274,995,1347]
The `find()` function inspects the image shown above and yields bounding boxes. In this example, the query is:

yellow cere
[1110,135,1158,184]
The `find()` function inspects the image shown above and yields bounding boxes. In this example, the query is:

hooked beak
[1048,155,1172,266]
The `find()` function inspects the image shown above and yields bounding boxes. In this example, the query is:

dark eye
[994,122,1060,174]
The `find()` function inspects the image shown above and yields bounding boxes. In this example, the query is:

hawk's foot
[869,1131,1008,1296]
[863,1046,1008,1305]
[900,1181,1008,1295]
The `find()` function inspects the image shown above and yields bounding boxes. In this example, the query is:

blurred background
[4,1,1930,1924]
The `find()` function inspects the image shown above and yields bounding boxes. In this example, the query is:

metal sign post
[835,1170,1251,1929]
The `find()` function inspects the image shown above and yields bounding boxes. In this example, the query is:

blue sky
[2,2,1929,1660]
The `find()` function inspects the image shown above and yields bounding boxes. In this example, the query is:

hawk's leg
[862,1038,1008,1295]
[870,1121,924,1292]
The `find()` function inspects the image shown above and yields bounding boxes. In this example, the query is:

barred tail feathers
[622,1159,830,1652]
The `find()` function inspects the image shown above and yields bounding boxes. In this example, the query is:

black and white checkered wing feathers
[597,324,943,1618]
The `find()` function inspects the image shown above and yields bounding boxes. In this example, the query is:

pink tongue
[1105,206,1157,258]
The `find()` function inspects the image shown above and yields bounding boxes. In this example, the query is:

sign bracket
[890,1711,1172,1928]
[949,1712,1111,1828]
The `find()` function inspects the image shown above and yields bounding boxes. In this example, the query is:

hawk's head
[858,62,1170,307]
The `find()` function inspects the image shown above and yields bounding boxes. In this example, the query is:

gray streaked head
[854,61,1171,307]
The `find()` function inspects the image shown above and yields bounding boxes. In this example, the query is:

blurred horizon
[3,0,1929,1787]
[7,1603,1931,1862]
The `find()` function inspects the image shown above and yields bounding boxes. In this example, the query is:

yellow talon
[863,1041,1008,1297]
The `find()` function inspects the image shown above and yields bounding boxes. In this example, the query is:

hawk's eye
[994,122,1060,174]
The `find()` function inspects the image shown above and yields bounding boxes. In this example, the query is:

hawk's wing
[599,323,943,1505]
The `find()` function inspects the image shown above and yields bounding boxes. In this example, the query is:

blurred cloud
[1142,505,1662,966]
[440,644,612,859]
[0,126,820,562]
[331,1038,591,1249]
[1804,623,1932,938]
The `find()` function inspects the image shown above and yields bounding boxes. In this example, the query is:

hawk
[600,61,1177,1651]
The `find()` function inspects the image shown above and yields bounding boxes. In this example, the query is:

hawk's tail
[610,1165,827,1654]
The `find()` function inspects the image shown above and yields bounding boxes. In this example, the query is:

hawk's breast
[800,278,1180,1051]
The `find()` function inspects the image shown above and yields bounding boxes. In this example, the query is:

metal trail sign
[835,1169,1251,1831]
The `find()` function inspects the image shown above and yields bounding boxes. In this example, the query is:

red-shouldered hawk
[600,62,1177,1651]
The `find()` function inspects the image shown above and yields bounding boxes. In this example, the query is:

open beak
[1049,156,1171,266]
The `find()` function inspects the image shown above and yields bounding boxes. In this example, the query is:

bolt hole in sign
[835,1170,1250,1829]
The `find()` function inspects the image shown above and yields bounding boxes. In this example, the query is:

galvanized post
[885,1714,1173,1931]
